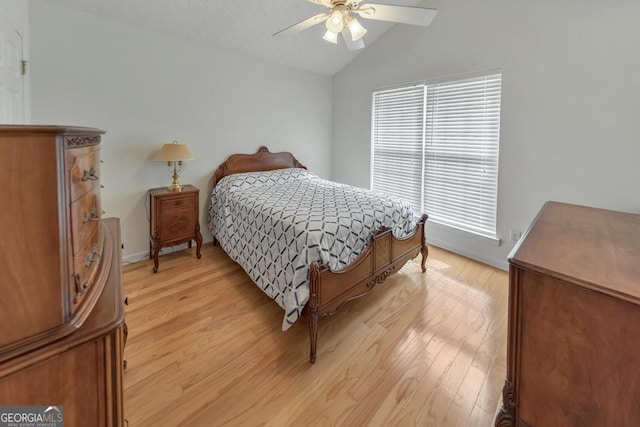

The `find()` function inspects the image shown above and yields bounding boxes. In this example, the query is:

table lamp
[154,141,194,191]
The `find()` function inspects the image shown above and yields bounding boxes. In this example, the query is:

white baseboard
[122,250,150,265]
[122,236,214,265]
[426,235,509,271]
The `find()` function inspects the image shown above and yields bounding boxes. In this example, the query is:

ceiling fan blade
[354,4,438,26]
[341,30,365,51]
[273,13,330,36]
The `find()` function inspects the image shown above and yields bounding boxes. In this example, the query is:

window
[371,72,501,240]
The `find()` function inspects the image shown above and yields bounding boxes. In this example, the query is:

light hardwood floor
[123,244,508,426]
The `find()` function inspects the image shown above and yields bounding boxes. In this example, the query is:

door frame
[0,3,30,123]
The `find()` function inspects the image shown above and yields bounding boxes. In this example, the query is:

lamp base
[167,164,183,191]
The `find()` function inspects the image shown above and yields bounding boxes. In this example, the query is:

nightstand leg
[195,223,203,259]
[151,236,160,273]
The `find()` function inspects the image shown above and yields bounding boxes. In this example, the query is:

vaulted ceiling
[43,0,426,76]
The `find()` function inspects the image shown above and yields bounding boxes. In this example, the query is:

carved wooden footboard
[211,147,429,363]
[307,214,428,363]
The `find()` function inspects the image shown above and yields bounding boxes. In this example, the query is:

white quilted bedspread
[207,168,420,330]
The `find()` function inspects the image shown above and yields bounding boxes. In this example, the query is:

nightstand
[149,185,203,272]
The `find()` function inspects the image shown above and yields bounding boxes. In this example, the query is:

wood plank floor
[122,244,508,426]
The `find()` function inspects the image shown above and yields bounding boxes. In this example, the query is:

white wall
[333,0,640,269]
[1,0,30,121]
[0,0,28,28]
[30,0,333,261]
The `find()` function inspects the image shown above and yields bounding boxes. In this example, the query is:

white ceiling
[43,0,425,76]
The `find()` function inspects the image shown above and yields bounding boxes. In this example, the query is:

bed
[208,147,428,363]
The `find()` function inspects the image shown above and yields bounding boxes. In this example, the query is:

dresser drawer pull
[81,167,99,181]
[82,207,101,223]
[72,273,89,303]
[84,244,102,267]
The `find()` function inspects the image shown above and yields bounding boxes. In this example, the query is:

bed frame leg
[420,214,429,273]
[309,310,318,364]
[309,262,320,364]
[421,244,429,273]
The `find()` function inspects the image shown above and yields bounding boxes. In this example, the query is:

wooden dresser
[495,202,640,426]
[0,126,125,426]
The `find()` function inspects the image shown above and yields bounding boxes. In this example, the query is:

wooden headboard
[212,146,307,187]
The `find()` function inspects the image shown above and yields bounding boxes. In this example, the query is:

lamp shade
[325,10,344,33]
[347,17,367,41]
[322,30,338,44]
[154,141,194,162]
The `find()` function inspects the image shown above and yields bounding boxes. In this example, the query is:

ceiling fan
[274,0,438,50]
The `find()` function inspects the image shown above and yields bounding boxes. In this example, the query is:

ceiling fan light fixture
[325,10,344,33]
[322,30,339,44]
[273,1,438,52]
[347,17,367,41]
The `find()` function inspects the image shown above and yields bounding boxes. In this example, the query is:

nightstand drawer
[159,207,196,242]
[159,195,194,211]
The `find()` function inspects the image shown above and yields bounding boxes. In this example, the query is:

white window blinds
[371,85,425,211]
[372,72,502,239]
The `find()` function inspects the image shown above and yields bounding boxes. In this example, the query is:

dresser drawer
[70,230,103,311]
[68,145,100,203]
[70,190,101,256]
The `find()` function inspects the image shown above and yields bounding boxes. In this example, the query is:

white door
[0,10,25,124]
